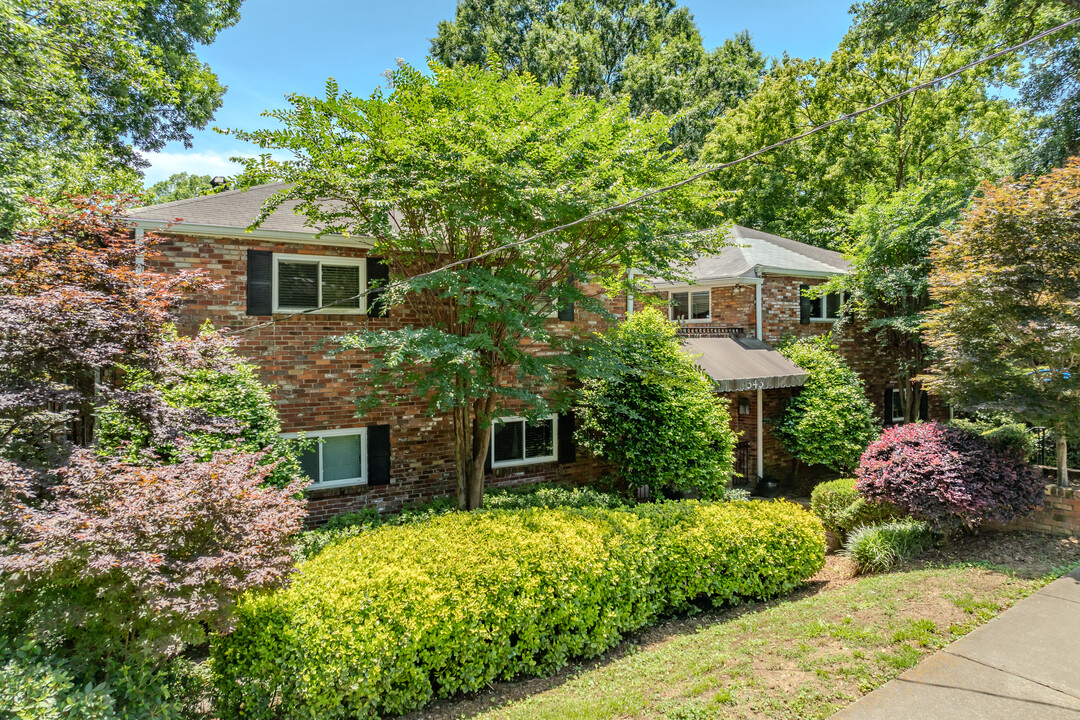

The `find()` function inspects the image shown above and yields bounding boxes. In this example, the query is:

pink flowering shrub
[0,450,306,663]
[856,422,1044,531]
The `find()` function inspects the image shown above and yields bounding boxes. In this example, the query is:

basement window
[491,415,558,468]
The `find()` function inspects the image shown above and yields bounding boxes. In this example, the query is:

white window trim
[669,287,712,323]
[272,252,367,315]
[490,414,559,468]
[280,427,368,489]
[810,290,844,323]
[890,389,905,424]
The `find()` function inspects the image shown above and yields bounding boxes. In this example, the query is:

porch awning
[681,336,808,393]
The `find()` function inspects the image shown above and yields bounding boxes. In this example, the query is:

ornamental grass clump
[842,519,934,574]
[214,500,824,719]
[857,422,1045,531]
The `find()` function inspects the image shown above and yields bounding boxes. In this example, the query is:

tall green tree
[701,13,1030,247]
[822,182,962,422]
[229,62,722,509]
[851,0,1080,173]
[0,0,243,233]
[144,173,213,205]
[430,0,765,158]
[923,158,1080,485]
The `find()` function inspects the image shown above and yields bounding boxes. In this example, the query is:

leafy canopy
[430,0,765,157]
[923,158,1080,442]
[700,9,1030,247]
[775,335,879,473]
[577,307,737,498]
[143,173,214,205]
[0,0,243,234]
[229,61,724,507]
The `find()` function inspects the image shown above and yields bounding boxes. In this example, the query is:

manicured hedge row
[213,500,824,719]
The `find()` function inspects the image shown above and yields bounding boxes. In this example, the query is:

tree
[923,158,1080,485]
[96,322,305,487]
[821,182,962,423]
[430,0,765,158]
[0,195,208,467]
[775,335,879,474]
[144,172,214,205]
[0,0,244,234]
[577,307,737,497]
[700,13,1030,247]
[229,62,722,509]
[850,0,1080,173]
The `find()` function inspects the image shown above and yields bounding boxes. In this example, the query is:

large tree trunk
[453,406,470,509]
[1056,428,1070,487]
[452,396,496,510]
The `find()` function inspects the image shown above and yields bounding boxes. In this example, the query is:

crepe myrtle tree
[923,159,1080,486]
[228,60,724,509]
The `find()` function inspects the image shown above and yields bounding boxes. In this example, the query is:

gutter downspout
[755,279,762,340]
[756,387,764,480]
[134,226,145,272]
[626,269,635,317]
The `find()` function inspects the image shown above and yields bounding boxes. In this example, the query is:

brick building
[128,186,940,517]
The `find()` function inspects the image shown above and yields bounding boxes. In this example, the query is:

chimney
[210,176,228,189]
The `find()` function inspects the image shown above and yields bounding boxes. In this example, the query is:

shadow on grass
[396,576,839,720]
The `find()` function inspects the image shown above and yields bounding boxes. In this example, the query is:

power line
[225,14,1080,337]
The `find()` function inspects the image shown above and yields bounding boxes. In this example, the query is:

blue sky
[142,0,856,184]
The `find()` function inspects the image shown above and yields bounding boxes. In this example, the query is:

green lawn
[402,532,1080,720]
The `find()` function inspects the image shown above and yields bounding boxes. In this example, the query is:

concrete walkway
[833,566,1080,720]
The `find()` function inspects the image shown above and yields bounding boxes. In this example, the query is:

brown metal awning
[681,336,808,392]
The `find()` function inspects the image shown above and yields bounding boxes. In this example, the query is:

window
[890,389,905,424]
[273,254,366,313]
[491,415,558,468]
[284,428,367,488]
[809,291,843,321]
[669,289,711,321]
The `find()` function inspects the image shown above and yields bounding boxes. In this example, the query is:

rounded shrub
[810,478,899,534]
[214,501,824,719]
[856,422,1045,531]
[842,519,934,574]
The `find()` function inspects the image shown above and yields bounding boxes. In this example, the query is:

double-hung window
[491,414,558,468]
[808,291,843,321]
[890,389,905,424]
[284,428,368,488]
[669,289,711,322]
[273,254,366,313]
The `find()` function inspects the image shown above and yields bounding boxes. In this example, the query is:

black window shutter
[799,284,811,325]
[366,257,390,317]
[558,411,576,464]
[557,302,576,321]
[367,424,391,485]
[883,388,894,427]
[919,391,929,421]
[246,250,273,316]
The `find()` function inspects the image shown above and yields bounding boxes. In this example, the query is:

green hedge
[214,501,824,719]
[810,478,899,535]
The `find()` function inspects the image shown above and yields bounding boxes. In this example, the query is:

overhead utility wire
[225,14,1080,337]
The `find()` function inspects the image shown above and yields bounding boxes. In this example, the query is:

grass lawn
[402,531,1080,720]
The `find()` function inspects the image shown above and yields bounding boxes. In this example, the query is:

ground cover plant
[214,500,825,719]
[402,531,1080,720]
[842,519,934,575]
[857,422,1045,531]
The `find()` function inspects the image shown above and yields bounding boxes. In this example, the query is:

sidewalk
[833,566,1080,720]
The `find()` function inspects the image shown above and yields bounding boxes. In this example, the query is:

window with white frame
[273,254,366,313]
[890,388,905,424]
[809,291,843,321]
[491,415,558,467]
[284,428,368,488]
[669,289,711,321]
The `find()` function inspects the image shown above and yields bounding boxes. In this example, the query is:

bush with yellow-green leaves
[213,500,824,719]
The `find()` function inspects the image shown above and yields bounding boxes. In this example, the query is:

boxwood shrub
[810,478,899,535]
[214,501,823,719]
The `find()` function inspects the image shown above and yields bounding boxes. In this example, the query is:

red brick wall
[150,234,612,520]
[1013,485,1080,537]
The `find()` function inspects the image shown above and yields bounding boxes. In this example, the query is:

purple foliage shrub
[856,422,1044,531]
[0,450,306,662]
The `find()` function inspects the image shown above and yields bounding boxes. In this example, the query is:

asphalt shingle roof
[664,225,847,281]
[127,182,324,234]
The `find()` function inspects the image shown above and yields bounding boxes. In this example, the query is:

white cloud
[140,149,258,185]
